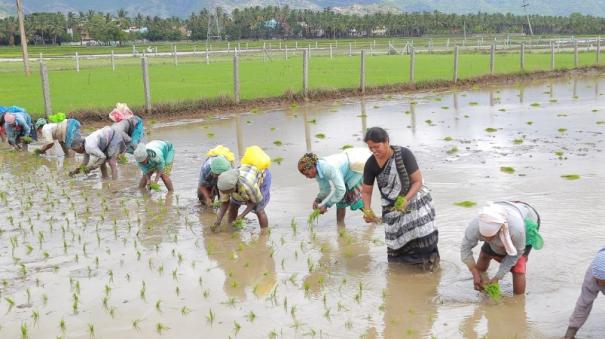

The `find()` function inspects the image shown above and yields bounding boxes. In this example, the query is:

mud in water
[1,74,605,338]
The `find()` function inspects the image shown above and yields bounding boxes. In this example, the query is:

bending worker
[460,201,542,295]
[298,148,370,224]
[565,247,605,338]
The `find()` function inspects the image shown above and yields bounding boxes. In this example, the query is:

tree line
[2,6,605,46]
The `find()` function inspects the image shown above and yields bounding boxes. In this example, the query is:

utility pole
[16,0,30,76]
[522,0,534,36]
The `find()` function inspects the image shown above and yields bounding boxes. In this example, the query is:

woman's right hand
[312,200,319,210]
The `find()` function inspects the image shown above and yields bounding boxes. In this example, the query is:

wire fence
[2,36,602,115]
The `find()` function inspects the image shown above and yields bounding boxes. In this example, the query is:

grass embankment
[0,50,601,118]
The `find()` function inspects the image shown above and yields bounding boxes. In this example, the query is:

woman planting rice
[134,140,175,192]
[70,126,125,180]
[3,108,36,152]
[109,103,145,154]
[297,148,370,225]
[34,117,82,156]
[361,127,439,270]
[197,145,235,206]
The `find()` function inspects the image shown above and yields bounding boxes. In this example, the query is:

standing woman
[361,127,439,268]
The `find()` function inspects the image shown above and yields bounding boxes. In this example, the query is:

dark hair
[364,127,390,143]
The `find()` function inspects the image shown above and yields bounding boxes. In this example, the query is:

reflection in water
[519,86,525,104]
[595,80,599,99]
[303,109,312,152]
[360,98,367,134]
[453,92,459,112]
[459,297,528,339]
[234,115,245,159]
[139,192,174,248]
[410,101,417,135]
[382,264,441,339]
[203,228,276,300]
[489,90,495,107]
[573,79,578,98]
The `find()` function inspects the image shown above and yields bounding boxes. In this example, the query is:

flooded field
[1,74,605,338]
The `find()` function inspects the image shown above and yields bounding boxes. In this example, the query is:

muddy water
[1,75,605,339]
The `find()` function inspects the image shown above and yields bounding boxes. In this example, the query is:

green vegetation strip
[1,51,599,115]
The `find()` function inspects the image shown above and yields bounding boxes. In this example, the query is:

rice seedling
[87,323,95,338]
[484,283,502,301]
[341,144,353,150]
[207,308,216,325]
[443,136,453,141]
[180,306,191,316]
[149,183,161,191]
[530,102,541,107]
[20,322,27,339]
[232,218,245,230]
[454,201,477,208]
[59,318,66,333]
[130,319,142,331]
[117,154,129,165]
[555,151,565,158]
[272,157,284,165]
[500,166,515,174]
[394,196,407,212]
[513,138,524,144]
[558,128,567,133]
[315,133,326,139]
[156,323,169,334]
[485,128,498,133]
[273,140,283,146]
[155,299,162,312]
[425,119,433,125]
[561,174,581,180]
[468,101,479,106]
[446,146,459,155]
[307,209,321,225]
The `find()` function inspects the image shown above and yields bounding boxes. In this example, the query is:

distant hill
[2,0,605,18]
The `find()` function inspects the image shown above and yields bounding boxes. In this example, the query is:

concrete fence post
[330,44,333,60]
[349,43,352,57]
[39,62,52,116]
[520,43,525,72]
[75,52,80,72]
[453,46,459,83]
[551,41,555,70]
[285,44,288,60]
[141,57,151,113]
[360,50,366,94]
[111,50,116,71]
[173,45,178,66]
[205,47,209,65]
[409,47,415,83]
[574,40,579,68]
[233,54,240,104]
[489,44,495,75]
[303,49,309,98]
[597,37,601,64]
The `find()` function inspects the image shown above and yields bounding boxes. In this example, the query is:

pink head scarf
[479,203,517,256]
[109,103,134,122]
[4,112,15,124]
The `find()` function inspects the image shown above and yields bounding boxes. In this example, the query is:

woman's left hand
[319,206,328,214]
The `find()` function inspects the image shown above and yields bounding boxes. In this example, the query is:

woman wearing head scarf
[3,108,36,151]
[565,247,605,338]
[298,148,370,224]
[214,165,271,229]
[460,201,541,295]
[361,127,438,269]
[134,140,175,192]
[34,117,82,156]
[197,147,234,206]
[0,107,8,143]
[69,126,125,179]
[109,103,145,154]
